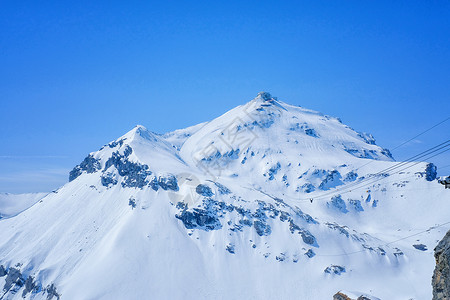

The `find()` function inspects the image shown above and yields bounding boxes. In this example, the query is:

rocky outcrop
[0,264,60,299]
[433,230,450,300]
[333,291,379,300]
[69,154,101,181]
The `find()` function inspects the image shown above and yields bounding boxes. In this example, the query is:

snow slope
[0,192,47,219]
[0,92,448,300]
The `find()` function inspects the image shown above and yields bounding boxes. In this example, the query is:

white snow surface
[0,92,449,300]
[0,192,47,219]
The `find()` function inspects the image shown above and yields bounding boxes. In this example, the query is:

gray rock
[3,267,23,292]
[254,220,272,236]
[22,276,36,298]
[158,175,179,191]
[69,154,101,181]
[327,195,348,213]
[324,265,346,275]
[176,209,222,231]
[425,163,438,181]
[305,249,316,258]
[413,244,428,251]
[46,283,60,300]
[289,221,317,246]
[196,184,214,197]
[433,230,450,300]
[0,265,6,277]
[226,243,235,254]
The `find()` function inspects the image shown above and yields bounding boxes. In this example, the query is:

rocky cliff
[433,230,450,300]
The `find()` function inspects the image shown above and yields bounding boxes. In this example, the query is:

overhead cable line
[351,116,450,173]
[298,140,450,202]
[316,220,450,257]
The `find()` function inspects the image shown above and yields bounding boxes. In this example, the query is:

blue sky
[1,1,449,193]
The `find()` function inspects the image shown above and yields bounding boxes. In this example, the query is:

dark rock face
[413,244,428,251]
[266,162,281,180]
[254,220,272,236]
[22,276,36,298]
[333,292,375,300]
[46,283,61,300]
[196,184,214,197]
[300,183,315,193]
[425,163,438,181]
[333,292,352,300]
[226,243,235,254]
[433,230,450,300]
[212,182,231,195]
[69,154,101,181]
[305,249,316,258]
[4,267,22,291]
[289,221,317,245]
[318,170,342,191]
[101,172,118,187]
[358,132,376,145]
[0,265,55,299]
[327,195,348,213]
[101,150,179,191]
[0,264,6,276]
[104,151,152,188]
[324,265,346,275]
[344,171,358,182]
[157,175,179,191]
[175,209,222,231]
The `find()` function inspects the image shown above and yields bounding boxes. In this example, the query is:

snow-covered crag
[0,92,449,299]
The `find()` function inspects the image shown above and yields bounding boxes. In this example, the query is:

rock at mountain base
[433,230,450,300]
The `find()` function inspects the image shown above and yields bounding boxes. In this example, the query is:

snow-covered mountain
[0,92,448,300]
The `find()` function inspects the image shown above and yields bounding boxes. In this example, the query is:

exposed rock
[324,265,346,275]
[319,170,343,191]
[69,154,101,181]
[196,184,214,197]
[349,199,364,212]
[213,182,231,194]
[104,152,152,188]
[265,162,281,180]
[333,291,380,300]
[3,267,23,292]
[305,249,316,258]
[357,132,376,145]
[176,209,222,231]
[128,197,137,209]
[0,264,6,276]
[157,175,179,191]
[433,230,450,300]
[333,292,353,300]
[46,283,61,300]
[276,253,286,262]
[413,244,428,251]
[226,243,235,254]
[300,183,315,193]
[254,220,272,236]
[327,195,348,213]
[289,221,317,245]
[100,172,118,187]
[22,276,36,298]
[425,163,438,181]
[344,171,358,182]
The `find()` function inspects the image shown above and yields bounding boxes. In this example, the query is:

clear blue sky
[1,1,449,193]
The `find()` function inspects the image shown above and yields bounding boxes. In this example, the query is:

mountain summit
[0,93,447,299]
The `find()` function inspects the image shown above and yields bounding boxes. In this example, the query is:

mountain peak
[256,91,276,101]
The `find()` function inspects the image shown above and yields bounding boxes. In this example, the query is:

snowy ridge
[0,92,448,300]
